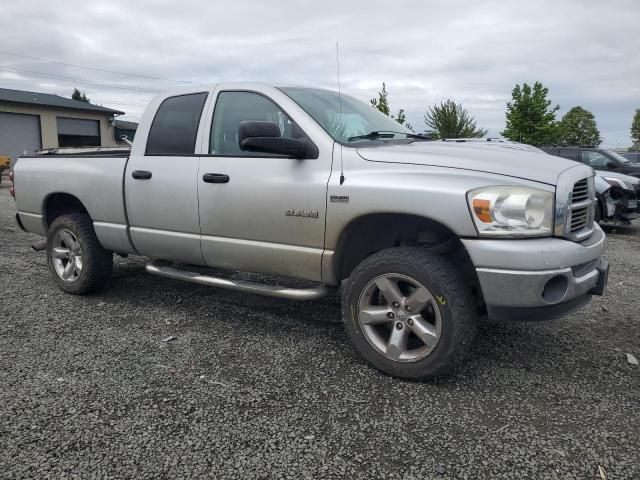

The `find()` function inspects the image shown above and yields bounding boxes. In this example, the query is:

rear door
[196,88,333,281]
[125,92,208,264]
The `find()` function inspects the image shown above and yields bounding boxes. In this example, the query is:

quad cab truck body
[11,84,609,379]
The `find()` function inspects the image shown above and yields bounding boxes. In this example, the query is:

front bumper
[461,224,608,321]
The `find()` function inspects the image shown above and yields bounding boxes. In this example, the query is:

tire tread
[342,246,478,380]
[46,214,112,294]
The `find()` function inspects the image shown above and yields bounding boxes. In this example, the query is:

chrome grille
[569,178,590,233]
[570,206,589,232]
[571,178,589,203]
[555,169,595,242]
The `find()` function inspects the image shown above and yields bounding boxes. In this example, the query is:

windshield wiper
[347,130,430,142]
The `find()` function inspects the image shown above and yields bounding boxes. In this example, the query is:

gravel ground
[1,188,639,479]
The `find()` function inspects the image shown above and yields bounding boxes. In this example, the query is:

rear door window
[146,92,208,155]
[558,149,579,161]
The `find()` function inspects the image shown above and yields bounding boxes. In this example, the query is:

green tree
[370,83,413,130]
[559,106,601,146]
[71,88,90,103]
[631,109,640,151]
[370,83,390,115]
[424,99,487,139]
[502,82,560,145]
[394,109,412,130]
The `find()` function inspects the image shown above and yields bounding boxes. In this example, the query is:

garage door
[57,117,101,147]
[0,112,42,167]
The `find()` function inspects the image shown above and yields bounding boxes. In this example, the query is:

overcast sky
[1,0,638,147]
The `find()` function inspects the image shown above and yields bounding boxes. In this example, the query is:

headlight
[467,186,554,237]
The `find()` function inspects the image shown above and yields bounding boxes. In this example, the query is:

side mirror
[606,161,619,169]
[238,121,312,159]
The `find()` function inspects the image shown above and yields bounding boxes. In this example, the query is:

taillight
[9,170,15,198]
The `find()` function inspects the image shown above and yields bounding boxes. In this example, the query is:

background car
[540,146,640,177]
[622,152,640,163]
[595,171,640,224]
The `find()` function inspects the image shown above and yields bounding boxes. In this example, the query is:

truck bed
[14,153,133,254]
[32,146,131,157]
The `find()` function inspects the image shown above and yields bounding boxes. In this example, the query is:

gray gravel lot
[1,188,639,479]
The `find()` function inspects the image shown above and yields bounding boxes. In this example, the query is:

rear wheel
[342,247,477,380]
[46,214,113,294]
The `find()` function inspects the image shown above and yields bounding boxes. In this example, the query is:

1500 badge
[285,209,319,218]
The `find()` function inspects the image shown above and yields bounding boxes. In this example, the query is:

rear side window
[146,92,208,155]
[582,151,610,168]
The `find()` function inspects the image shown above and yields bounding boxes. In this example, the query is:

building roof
[0,87,124,115]
[114,119,138,130]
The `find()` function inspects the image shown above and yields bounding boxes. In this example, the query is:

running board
[145,262,333,301]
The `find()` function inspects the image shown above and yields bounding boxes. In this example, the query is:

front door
[197,89,332,281]
[125,92,208,265]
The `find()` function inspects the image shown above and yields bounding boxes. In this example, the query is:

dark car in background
[622,152,640,163]
[539,145,640,224]
[540,146,640,177]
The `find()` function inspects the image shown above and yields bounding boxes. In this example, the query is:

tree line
[370,82,640,150]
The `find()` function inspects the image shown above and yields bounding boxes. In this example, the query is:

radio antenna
[336,42,345,185]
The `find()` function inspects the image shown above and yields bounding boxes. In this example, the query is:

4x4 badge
[330,195,349,203]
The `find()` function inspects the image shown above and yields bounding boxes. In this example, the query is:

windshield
[605,149,631,164]
[280,87,413,144]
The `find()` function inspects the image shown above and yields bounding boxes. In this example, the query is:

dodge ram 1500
[11,84,609,379]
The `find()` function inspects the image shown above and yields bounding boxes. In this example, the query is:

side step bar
[146,261,334,301]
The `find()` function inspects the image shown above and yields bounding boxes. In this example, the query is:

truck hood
[356,141,578,185]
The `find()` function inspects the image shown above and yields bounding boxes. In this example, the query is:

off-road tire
[46,214,113,294]
[342,247,478,380]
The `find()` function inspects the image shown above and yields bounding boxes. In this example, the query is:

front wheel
[342,247,477,380]
[46,214,113,294]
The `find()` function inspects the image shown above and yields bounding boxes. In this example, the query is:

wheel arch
[333,212,471,273]
[43,192,91,228]
[331,211,485,315]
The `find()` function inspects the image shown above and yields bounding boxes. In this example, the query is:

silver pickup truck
[11,83,608,379]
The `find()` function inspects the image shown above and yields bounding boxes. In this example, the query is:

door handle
[203,173,230,184]
[132,170,152,180]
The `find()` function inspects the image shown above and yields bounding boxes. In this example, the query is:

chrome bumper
[476,262,601,308]
[462,224,607,321]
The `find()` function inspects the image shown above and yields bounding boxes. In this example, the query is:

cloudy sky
[1,0,638,147]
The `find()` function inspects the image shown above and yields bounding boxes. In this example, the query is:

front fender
[323,151,556,251]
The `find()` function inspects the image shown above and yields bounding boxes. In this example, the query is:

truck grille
[570,206,589,232]
[571,178,589,203]
[569,179,590,233]
[555,169,596,242]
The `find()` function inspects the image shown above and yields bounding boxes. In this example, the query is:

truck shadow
[600,222,640,236]
[98,257,609,383]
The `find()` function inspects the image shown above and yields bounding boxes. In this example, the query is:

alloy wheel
[51,228,83,283]
[357,273,442,362]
